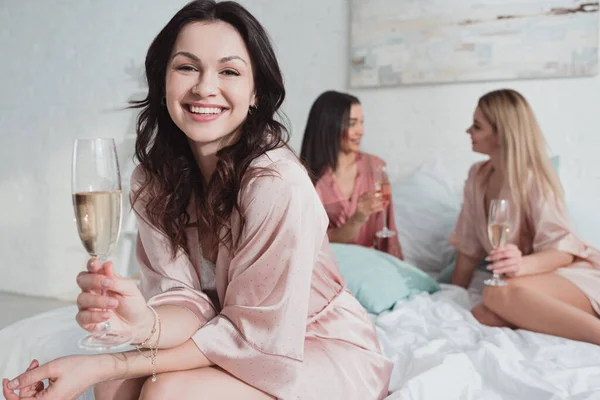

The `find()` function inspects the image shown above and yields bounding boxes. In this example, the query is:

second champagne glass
[484,199,511,287]
[374,165,396,239]
[72,138,133,350]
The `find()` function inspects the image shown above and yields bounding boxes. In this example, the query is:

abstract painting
[350,0,599,87]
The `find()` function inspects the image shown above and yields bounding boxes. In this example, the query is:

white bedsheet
[1,285,600,399]
[376,285,600,400]
[0,305,102,400]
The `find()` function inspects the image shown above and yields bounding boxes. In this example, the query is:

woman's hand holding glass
[76,259,153,344]
[353,191,384,223]
[486,244,523,278]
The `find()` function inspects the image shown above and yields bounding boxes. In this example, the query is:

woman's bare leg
[94,378,145,400]
[482,272,600,345]
[139,367,275,400]
[471,303,514,328]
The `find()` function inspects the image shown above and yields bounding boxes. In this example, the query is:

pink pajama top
[450,161,600,314]
[131,147,393,399]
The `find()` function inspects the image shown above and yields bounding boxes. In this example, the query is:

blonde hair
[478,89,564,211]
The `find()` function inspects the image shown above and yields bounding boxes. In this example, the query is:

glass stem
[382,206,388,230]
[98,256,110,334]
[490,247,499,280]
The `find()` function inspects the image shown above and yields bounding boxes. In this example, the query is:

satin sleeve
[448,164,486,260]
[529,183,585,255]
[130,166,217,326]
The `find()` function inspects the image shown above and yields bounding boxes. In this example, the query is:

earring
[248,105,257,115]
[161,96,166,106]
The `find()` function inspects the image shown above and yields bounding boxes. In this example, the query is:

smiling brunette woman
[3,2,392,399]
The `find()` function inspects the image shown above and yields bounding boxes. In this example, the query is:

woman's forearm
[100,339,213,382]
[328,215,365,243]
[137,305,203,349]
[521,249,574,275]
[452,252,480,288]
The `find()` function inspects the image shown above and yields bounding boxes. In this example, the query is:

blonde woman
[450,89,600,345]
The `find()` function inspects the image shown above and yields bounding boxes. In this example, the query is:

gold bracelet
[148,308,161,382]
[134,304,161,382]
[133,304,158,347]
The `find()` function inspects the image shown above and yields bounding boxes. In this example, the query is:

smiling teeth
[189,106,223,114]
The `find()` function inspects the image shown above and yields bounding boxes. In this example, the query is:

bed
[2,159,600,399]
[2,271,599,399]
[377,273,600,399]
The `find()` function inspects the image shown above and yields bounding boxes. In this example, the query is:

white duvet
[376,285,600,400]
[1,285,600,400]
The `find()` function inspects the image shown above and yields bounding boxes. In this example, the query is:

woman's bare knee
[139,372,183,400]
[139,370,212,400]
[472,303,511,327]
[482,284,514,312]
[94,378,144,400]
[139,368,275,400]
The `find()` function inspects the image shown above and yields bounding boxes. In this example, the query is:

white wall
[2,0,599,300]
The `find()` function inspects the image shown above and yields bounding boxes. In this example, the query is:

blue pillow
[330,243,440,314]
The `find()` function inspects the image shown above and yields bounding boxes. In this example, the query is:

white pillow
[392,159,461,275]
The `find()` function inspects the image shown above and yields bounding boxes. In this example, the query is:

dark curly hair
[130,0,288,257]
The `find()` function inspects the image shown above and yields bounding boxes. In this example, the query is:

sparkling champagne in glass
[374,165,396,239]
[72,138,132,350]
[484,199,510,287]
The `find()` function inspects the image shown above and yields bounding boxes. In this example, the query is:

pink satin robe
[449,161,600,314]
[314,153,403,259]
[130,147,393,399]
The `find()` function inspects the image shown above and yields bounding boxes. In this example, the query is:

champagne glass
[72,138,132,350]
[484,199,510,287]
[374,165,396,238]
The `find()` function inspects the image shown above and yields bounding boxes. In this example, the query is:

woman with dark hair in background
[300,90,403,259]
[3,2,392,399]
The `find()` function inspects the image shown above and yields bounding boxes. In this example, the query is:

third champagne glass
[374,165,396,239]
[484,199,510,287]
[72,138,133,350]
